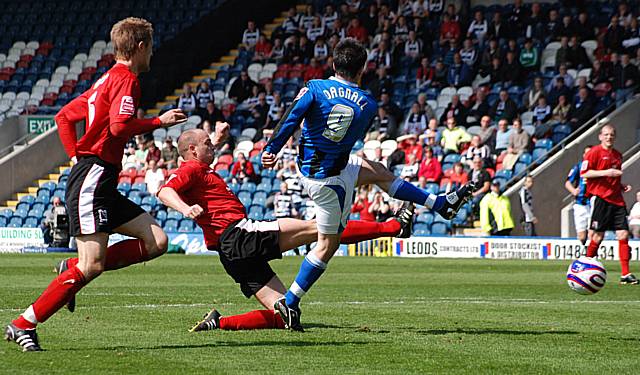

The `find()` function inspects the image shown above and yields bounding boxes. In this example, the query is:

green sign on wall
[27,117,56,134]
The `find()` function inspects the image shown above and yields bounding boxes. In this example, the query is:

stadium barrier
[3,229,639,261]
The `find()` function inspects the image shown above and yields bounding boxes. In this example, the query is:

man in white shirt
[144,160,165,195]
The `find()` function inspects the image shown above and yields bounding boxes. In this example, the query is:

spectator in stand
[278,137,297,165]
[467,10,488,44]
[605,15,625,53]
[368,40,392,72]
[322,55,335,78]
[229,70,256,103]
[281,7,300,39]
[400,153,420,181]
[145,141,161,168]
[194,81,213,118]
[347,18,368,44]
[545,9,561,43]
[250,92,270,127]
[268,37,285,63]
[567,87,595,130]
[487,12,508,42]
[160,137,179,169]
[519,175,537,236]
[394,15,410,42]
[313,36,329,64]
[622,17,640,55]
[298,5,315,31]
[490,89,518,122]
[367,67,393,99]
[494,119,511,154]
[322,4,339,30]
[569,36,590,70]
[298,35,313,64]
[480,38,500,76]
[379,90,403,123]
[447,52,473,87]
[467,90,490,123]
[439,94,467,126]
[202,99,225,125]
[558,14,574,40]
[501,51,522,86]
[470,156,491,210]
[231,152,258,183]
[416,56,434,89]
[460,38,478,69]
[423,129,444,161]
[446,162,468,192]
[523,77,546,111]
[418,146,442,184]
[274,181,299,219]
[439,12,460,47]
[368,105,399,141]
[306,16,325,43]
[502,119,530,170]
[547,76,571,107]
[549,64,574,90]
[613,53,639,108]
[527,2,546,42]
[404,102,428,135]
[134,141,148,169]
[351,186,375,222]
[574,76,594,101]
[555,36,571,69]
[628,191,640,239]
[565,146,592,244]
[575,11,595,42]
[552,94,571,124]
[253,35,272,63]
[519,38,539,78]
[144,159,165,196]
[480,181,515,236]
[403,30,423,65]
[370,191,392,222]
[477,115,495,147]
[441,117,471,155]
[242,20,260,49]
[416,93,436,120]
[303,58,325,82]
[176,83,197,114]
[432,58,449,88]
[461,135,491,169]
[589,60,608,85]
[122,146,137,170]
[487,56,503,85]
[532,96,552,139]
[397,134,423,164]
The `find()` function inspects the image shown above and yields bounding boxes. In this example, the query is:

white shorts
[301,155,362,234]
[573,203,591,233]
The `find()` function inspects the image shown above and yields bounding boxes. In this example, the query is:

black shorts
[66,156,145,236]
[216,218,282,298]
[589,196,629,232]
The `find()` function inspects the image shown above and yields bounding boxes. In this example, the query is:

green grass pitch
[1,254,639,374]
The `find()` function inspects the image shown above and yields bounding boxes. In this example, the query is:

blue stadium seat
[16,202,31,212]
[349,213,360,220]
[430,222,449,235]
[9,217,23,227]
[167,210,183,221]
[532,148,548,162]
[178,219,194,232]
[495,169,512,179]
[518,153,532,165]
[513,162,528,177]
[131,182,147,193]
[256,181,271,192]
[416,212,434,225]
[141,196,158,208]
[155,210,168,222]
[118,182,131,193]
[23,217,39,228]
[413,224,431,236]
[0,209,13,219]
[20,196,36,205]
[451,209,468,226]
[492,177,508,190]
[217,169,229,178]
[240,182,256,193]
[228,182,240,194]
[443,153,462,164]
[249,205,264,216]
[240,195,252,208]
[263,210,275,221]
[248,211,264,221]
[0,217,7,227]
[535,139,553,150]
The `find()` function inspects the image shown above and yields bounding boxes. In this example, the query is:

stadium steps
[150,7,299,114]
[2,163,72,209]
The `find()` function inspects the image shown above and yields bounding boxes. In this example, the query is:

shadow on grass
[62,340,379,351]
[417,328,579,336]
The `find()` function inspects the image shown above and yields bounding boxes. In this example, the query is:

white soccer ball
[566,257,607,295]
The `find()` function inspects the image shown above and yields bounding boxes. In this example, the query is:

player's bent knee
[146,231,168,258]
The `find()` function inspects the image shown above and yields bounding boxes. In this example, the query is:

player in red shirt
[580,124,637,284]
[156,125,413,332]
[4,18,187,352]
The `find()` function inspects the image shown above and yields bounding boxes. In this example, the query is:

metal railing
[0,132,39,160]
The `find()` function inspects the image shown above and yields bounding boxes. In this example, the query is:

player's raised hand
[182,204,204,219]
[623,184,632,193]
[159,109,188,127]
[214,121,230,140]
[261,152,278,169]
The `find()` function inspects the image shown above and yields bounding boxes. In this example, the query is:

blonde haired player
[4,18,187,351]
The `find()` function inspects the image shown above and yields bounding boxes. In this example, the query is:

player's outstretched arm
[211,121,230,149]
[157,186,203,219]
[262,86,314,168]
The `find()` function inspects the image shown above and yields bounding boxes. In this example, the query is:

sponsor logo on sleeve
[119,95,135,115]
[580,160,588,171]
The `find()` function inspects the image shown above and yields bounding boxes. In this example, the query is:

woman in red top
[351,186,376,222]
[418,147,442,184]
[253,35,272,63]
[439,13,461,46]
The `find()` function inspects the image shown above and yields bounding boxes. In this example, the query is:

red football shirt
[161,159,246,249]
[580,144,625,206]
[54,63,161,166]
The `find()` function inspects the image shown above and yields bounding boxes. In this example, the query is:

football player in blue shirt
[565,145,592,244]
[262,38,476,330]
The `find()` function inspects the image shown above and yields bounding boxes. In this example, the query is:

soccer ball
[566,257,607,295]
